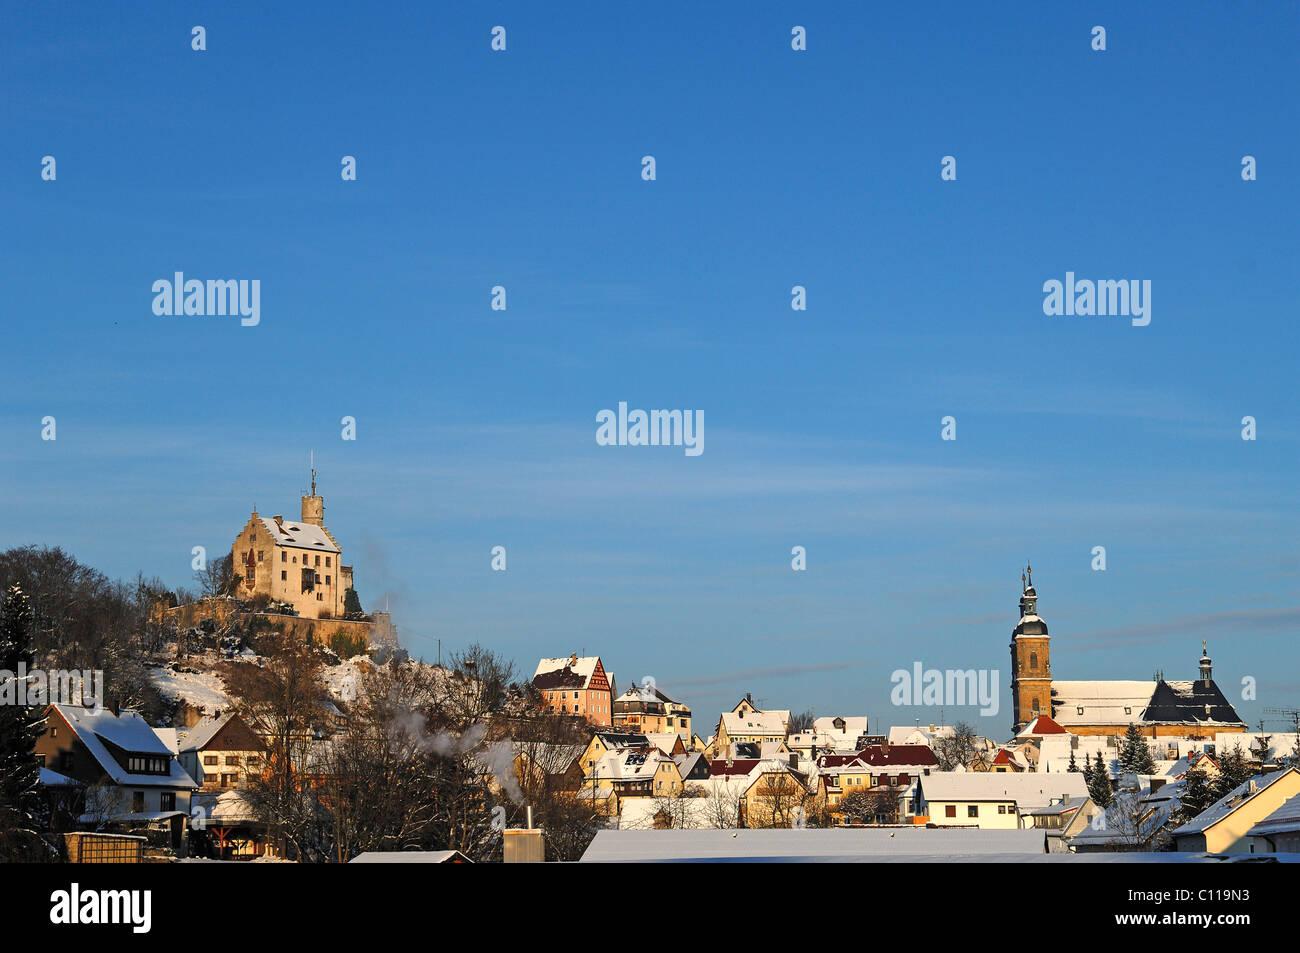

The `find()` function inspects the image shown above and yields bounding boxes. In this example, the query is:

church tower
[1009,563,1052,733]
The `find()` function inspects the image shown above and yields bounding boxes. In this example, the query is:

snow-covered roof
[55,705,197,789]
[1051,681,1156,726]
[917,772,1088,810]
[581,827,1047,862]
[1246,793,1300,838]
[887,725,955,746]
[38,767,79,787]
[591,748,674,782]
[643,732,688,754]
[1172,767,1300,837]
[256,516,339,553]
[533,656,602,689]
[721,709,787,737]
[350,850,468,863]
[177,713,235,753]
[153,727,182,754]
[194,789,260,824]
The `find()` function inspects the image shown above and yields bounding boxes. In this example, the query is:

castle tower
[301,454,324,526]
[1009,563,1052,733]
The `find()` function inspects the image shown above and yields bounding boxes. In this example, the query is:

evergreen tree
[1067,749,1079,772]
[0,585,46,841]
[1180,768,1213,819]
[1086,753,1113,808]
[1119,724,1157,775]
[1210,744,1255,801]
[343,587,364,617]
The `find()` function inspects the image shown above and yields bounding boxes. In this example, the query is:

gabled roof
[256,516,340,554]
[533,656,604,690]
[1017,714,1068,737]
[1172,767,1299,837]
[53,705,197,789]
[177,713,231,753]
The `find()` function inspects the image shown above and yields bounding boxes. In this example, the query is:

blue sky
[2,2,1297,737]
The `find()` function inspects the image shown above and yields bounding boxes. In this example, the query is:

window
[204,755,218,766]
[281,571,287,581]
[1030,652,1038,668]
[225,756,239,766]
[257,550,264,562]
[1077,706,1084,715]
[281,551,286,563]
[945,805,956,818]
[50,726,58,738]
[998,804,1006,814]
[967,805,979,818]
[325,556,331,567]
[315,555,321,567]
[222,774,236,787]
[325,575,331,585]
[204,773,217,783]
[132,792,145,813]
[160,793,176,811]
[37,753,46,766]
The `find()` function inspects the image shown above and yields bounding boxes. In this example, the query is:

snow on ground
[150,661,232,715]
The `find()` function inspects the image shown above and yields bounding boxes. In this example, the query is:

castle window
[325,575,330,585]
[315,555,321,567]
[257,551,264,562]
[281,551,286,563]
[281,571,287,581]
[325,556,331,567]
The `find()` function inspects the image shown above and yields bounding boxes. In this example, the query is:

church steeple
[1199,640,1213,684]
[1019,562,1038,617]
[1010,562,1051,733]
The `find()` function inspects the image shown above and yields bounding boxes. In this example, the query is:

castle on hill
[231,464,352,621]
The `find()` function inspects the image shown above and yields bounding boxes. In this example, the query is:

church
[1009,565,1247,739]
[230,466,353,620]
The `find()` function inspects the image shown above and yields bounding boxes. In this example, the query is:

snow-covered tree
[1118,724,1156,775]
[0,585,47,859]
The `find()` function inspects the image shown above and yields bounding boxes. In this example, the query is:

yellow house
[1172,767,1300,854]
[741,763,811,829]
